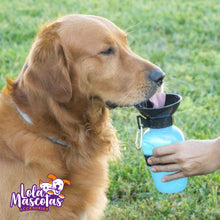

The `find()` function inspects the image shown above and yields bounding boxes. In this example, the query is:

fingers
[152,143,178,157]
[148,155,177,165]
[151,164,180,173]
[161,172,186,182]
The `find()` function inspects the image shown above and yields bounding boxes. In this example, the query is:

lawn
[0,0,220,219]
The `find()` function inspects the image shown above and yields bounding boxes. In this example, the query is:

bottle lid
[135,93,182,128]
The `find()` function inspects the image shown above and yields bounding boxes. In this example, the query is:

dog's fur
[0,14,162,220]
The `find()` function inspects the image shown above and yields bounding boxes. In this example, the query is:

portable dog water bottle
[135,93,187,193]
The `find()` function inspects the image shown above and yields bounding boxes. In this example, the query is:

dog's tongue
[149,92,166,108]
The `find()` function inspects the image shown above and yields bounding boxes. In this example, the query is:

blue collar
[16,107,68,147]
[16,107,33,124]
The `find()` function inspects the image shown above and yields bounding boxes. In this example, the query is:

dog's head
[17,14,164,109]
[51,179,64,192]
[47,174,71,193]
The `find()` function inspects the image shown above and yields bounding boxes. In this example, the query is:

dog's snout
[149,69,165,86]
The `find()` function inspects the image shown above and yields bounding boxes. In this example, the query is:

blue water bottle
[135,94,187,193]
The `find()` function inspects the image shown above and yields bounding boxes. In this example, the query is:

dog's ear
[47,173,57,180]
[24,23,72,103]
[63,179,71,185]
[49,180,53,184]
[39,180,43,185]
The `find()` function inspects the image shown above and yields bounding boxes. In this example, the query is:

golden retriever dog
[0,14,164,220]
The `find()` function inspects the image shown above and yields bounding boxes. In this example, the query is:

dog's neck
[1,82,119,165]
[11,80,109,146]
[16,106,68,147]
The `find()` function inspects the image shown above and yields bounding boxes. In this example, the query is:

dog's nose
[56,185,59,188]
[149,69,165,86]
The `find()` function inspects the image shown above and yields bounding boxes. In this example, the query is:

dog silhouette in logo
[47,174,71,199]
[39,179,53,193]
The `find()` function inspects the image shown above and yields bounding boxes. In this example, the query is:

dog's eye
[100,47,115,56]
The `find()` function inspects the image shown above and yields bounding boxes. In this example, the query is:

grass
[0,0,220,219]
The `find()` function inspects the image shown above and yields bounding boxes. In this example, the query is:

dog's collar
[46,136,68,147]
[16,107,68,147]
[16,107,33,124]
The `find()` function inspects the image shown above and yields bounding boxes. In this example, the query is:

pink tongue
[149,92,166,108]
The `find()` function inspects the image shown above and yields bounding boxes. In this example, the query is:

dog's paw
[48,190,54,195]
[59,194,65,199]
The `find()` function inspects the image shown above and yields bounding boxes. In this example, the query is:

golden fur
[0,14,162,220]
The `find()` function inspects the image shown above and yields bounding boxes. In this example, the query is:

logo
[10,174,71,212]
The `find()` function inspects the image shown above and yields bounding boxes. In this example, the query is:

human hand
[147,137,220,182]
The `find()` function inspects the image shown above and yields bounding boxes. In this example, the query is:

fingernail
[151,167,156,172]
[148,159,152,165]
[162,178,166,182]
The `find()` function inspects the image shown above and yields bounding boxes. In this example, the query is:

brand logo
[10,174,71,212]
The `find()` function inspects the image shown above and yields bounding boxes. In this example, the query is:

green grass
[1,0,220,219]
